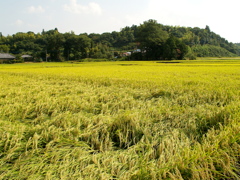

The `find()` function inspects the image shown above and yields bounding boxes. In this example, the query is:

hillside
[0,20,239,61]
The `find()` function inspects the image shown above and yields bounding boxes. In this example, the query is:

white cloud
[63,0,102,15]
[28,5,45,13]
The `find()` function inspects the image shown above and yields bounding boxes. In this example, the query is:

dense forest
[0,19,239,61]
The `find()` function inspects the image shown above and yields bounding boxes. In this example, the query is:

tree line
[0,19,239,61]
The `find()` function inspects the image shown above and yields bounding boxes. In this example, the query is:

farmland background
[0,59,240,179]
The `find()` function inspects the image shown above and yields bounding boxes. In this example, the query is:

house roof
[21,55,32,58]
[0,53,15,59]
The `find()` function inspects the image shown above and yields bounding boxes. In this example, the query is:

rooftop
[0,53,15,59]
[21,55,32,58]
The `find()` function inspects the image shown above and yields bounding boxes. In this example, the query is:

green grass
[0,60,239,179]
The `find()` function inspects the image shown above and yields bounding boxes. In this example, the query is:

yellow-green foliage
[0,60,240,179]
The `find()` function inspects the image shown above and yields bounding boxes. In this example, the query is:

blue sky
[1,0,239,43]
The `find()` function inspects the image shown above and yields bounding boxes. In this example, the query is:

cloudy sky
[1,0,239,43]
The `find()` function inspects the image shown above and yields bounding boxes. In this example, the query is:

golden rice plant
[0,60,239,179]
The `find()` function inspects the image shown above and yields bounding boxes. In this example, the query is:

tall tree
[63,33,92,60]
[163,36,188,60]
[45,30,65,61]
[136,19,169,59]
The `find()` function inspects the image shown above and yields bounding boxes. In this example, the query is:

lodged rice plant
[0,60,239,179]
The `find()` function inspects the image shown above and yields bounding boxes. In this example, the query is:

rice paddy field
[0,59,240,180]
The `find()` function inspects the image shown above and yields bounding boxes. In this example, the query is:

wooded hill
[0,19,239,61]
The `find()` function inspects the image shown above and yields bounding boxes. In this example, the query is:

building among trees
[21,55,33,61]
[0,53,15,63]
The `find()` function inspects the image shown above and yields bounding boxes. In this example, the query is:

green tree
[184,46,196,60]
[63,33,92,60]
[63,32,76,60]
[136,19,169,60]
[45,30,65,61]
[90,43,113,59]
[77,34,91,59]
[163,36,188,60]
[0,45,10,53]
